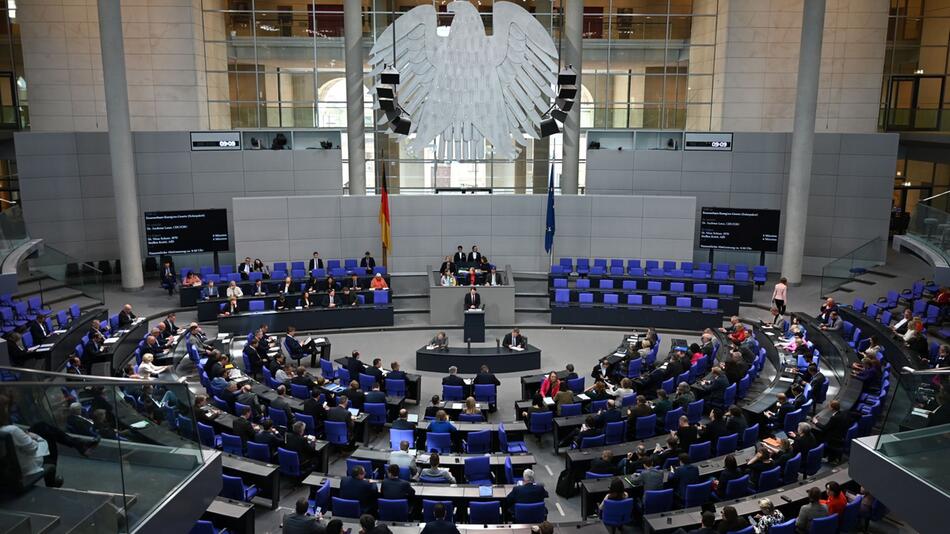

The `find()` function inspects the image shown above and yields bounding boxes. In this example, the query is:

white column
[780,0,826,284]
[97,0,143,291]
[344,0,366,195]
[560,0,583,195]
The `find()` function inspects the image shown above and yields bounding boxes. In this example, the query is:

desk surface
[416,420,527,433]
[416,344,542,374]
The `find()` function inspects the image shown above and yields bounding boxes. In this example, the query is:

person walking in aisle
[772,277,788,315]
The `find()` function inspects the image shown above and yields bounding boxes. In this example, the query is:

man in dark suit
[365,358,385,384]
[421,503,459,534]
[697,366,729,406]
[346,381,366,409]
[279,276,294,295]
[283,326,307,362]
[387,361,408,382]
[381,464,414,500]
[360,251,376,273]
[817,399,851,460]
[253,419,283,454]
[340,465,378,514]
[723,352,749,385]
[284,421,318,469]
[327,395,354,441]
[308,252,324,272]
[463,287,481,310]
[66,402,98,437]
[30,314,50,344]
[270,385,295,422]
[505,469,548,512]
[725,405,748,437]
[668,453,699,499]
[442,366,465,386]
[83,332,106,369]
[474,364,501,386]
[347,351,365,381]
[590,449,618,475]
[282,498,323,534]
[303,389,327,432]
[118,304,136,327]
[291,366,316,390]
[392,409,415,430]
[502,328,527,349]
[160,261,177,295]
[232,406,257,444]
[365,383,386,405]
[453,246,467,265]
[322,289,339,308]
[162,313,179,336]
[243,336,264,376]
[339,287,357,307]
[766,393,796,427]
[699,408,728,445]
[467,245,481,263]
[807,364,827,399]
[238,257,253,280]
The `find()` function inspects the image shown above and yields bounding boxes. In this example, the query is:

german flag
[379,170,391,254]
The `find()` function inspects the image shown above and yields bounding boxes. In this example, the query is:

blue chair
[605,420,626,445]
[196,422,221,449]
[803,444,824,476]
[359,373,376,391]
[385,378,406,397]
[567,377,585,392]
[554,289,570,305]
[364,402,387,425]
[688,441,711,462]
[651,295,667,306]
[295,413,316,436]
[469,500,502,524]
[268,406,290,430]
[377,499,409,521]
[724,474,750,499]
[245,441,270,462]
[474,384,497,405]
[464,456,493,485]
[627,358,642,377]
[443,385,464,401]
[603,293,619,305]
[839,495,863,532]
[463,429,491,454]
[189,520,224,534]
[426,432,452,453]
[687,399,704,424]
[422,500,454,522]
[635,414,657,439]
[374,291,390,305]
[221,433,243,456]
[741,423,759,448]
[277,447,302,477]
[513,502,547,523]
[553,278,568,288]
[578,292,594,305]
[576,278,591,289]
[716,433,738,456]
[499,422,527,453]
[757,465,782,491]
[661,377,676,394]
[599,279,614,289]
[783,408,803,434]
[601,497,634,528]
[683,479,713,508]
[627,294,643,306]
[643,488,674,514]
[727,527,753,534]
[647,280,662,291]
[809,513,839,534]
[248,300,265,311]
[579,434,605,448]
[331,497,361,519]
[326,421,349,446]
[221,474,258,502]
[346,459,375,480]
[783,453,801,484]
[528,410,554,436]
[585,471,613,479]
[560,403,582,416]
[458,412,483,423]
[766,519,796,534]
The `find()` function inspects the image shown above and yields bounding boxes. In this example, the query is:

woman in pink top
[772,277,788,315]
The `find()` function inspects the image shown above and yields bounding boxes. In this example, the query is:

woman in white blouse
[138,353,169,376]
[226,280,244,298]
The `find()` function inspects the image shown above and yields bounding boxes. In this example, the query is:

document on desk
[542,397,555,407]
[576,394,590,401]
[478,485,492,497]
[510,346,524,352]
[425,345,437,350]
[130,421,149,429]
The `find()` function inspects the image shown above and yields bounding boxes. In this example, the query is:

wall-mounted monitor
[684,132,733,151]
[190,131,241,151]
[700,207,780,252]
[144,209,230,255]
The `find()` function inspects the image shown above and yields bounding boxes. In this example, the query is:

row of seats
[553,290,723,310]
[181,261,387,282]
[551,259,767,281]
[0,294,54,334]
[553,277,737,297]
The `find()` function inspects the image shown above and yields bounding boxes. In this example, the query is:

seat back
[442,385,464,401]
[469,500,502,524]
[684,479,713,508]
[635,414,657,439]
[642,489,673,514]
[579,434,605,448]
[385,378,407,397]
[757,465,782,491]
[513,502,547,523]
[378,499,410,522]
[601,497,634,527]
[464,429,491,453]
[529,411,554,434]
[724,474,750,498]
[325,421,349,445]
[741,423,759,448]
[803,444,824,476]
[716,433,738,456]
[809,513,839,534]
[474,384,497,404]
[686,399,704,424]
[331,497,361,518]
[783,453,801,484]
[425,432,452,453]
[688,441,711,462]
[766,519,796,534]
[364,402,387,425]
[422,500,455,522]
[464,455,492,482]
[277,447,301,477]
[605,420,626,445]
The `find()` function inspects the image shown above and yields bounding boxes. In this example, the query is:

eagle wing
[368,5,440,133]
[490,1,558,146]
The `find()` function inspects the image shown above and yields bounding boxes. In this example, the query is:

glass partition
[0,370,207,533]
[906,201,950,265]
[819,237,887,297]
[0,203,30,259]
[27,243,105,308]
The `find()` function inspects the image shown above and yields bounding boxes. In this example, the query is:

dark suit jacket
[453,252,467,264]
[590,457,618,475]
[467,251,481,262]
[392,418,415,430]
[327,405,353,430]
[346,358,365,380]
[701,419,728,444]
[503,333,527,348]
[442,374,465,386]
[474,372,500,386]
[118,310,135,327]
[365,366,385,384]
[201,286,220,300]
[381,477,415,500]
[421,520,460,534]
[440,261,457,274]
[464,292,481,309]
[243,344,263,372]
[232,416,256,443]
[29,320,48,344]
[303,398,327,423]
[285,336,306,359]
[254,430,283,453]
[506,483,548,509]
[285,432,318,464]
[347,388,366,409]
[821,410,850,448]
[83,339,102,361]
[701,374,729,405]
[669,464,699,496]
[308,258,324,271]
[365,391,386,404]
[361,257,376,270]
[339,476,378,512]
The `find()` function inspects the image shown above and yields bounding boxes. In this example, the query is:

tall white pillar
[780,0,826,284]
[560,0,583,195]
[97,0,143,291]
[344,0,366,195]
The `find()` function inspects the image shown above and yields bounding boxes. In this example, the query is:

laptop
[348,408,360,417]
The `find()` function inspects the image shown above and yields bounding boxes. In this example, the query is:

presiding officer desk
[349,447,536,479]
[428,266,516,326]
[643,464,851,532]
[179,273,392,307]
[413,420,527,451]
[216,304,394,334]
[415,344,542,374]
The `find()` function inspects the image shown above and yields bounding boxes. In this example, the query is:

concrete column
[780,0,826,284]
[532,0,553,195]
[97,0,143,291]
[560,0,583,195]
[344,0,366,195]
[513,149,527,194]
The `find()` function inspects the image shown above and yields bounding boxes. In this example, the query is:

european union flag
[544,166,556,254]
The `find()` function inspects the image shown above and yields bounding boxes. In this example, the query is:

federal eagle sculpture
[369,0,559,161]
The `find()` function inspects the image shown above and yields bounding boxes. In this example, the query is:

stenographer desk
[216,304,394,334]
[416,344,541,374]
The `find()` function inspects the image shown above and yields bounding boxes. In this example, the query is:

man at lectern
[464,287,481,310]
[503,328,527,350]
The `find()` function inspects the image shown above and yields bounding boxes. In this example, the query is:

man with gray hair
[505,467,548,513]
[66,402,97,438]
[284,420,318,471]
[442,365,464,386]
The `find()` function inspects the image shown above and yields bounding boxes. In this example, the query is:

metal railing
[906,202,950,266]
[819,237,886,297]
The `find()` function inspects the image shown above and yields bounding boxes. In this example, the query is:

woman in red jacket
[540,371,560,397]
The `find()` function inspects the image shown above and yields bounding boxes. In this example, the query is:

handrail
[899,366,950,376]
[0,364,180,385]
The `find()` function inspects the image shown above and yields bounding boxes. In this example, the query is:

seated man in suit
[668,453,699,500]
[322,288,339,308]
[283,326,308,362]
[284,421,319,470]
[590,449,619,476]
[420,503,458,534]
[429,331,449,350]
[505,469,548,513]
[281,498,324,534]
[326,395,355,443]
[339,286,358,307]
[65,402,98,438]
[238,257,253,280]
[474,364,501,386]
[253,419,284,454]
[696,366,729,406]
[201,281,220,300]
[387,361,408,383]
[503,328,527,350]
[360,251,376,274]
[30,314,50,345]
[765,393,797,427]
[232,405,257,444]
[118,304,136,327]
[365,382,386,405]
[83,332,108,370]
[468,245,482,264]
[346,380,366,409]
[160,261,177,295]
[463,287,481,310]
[392,409,415,430]
[365,358,385,384]
[339,465,379,515]
[381,463,415,500]
[442,365,465,386]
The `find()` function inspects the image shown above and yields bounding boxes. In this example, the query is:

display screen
[144,209,230,255]
[699,207,780,252]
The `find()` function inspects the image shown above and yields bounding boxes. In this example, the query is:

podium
[463,308,485,343]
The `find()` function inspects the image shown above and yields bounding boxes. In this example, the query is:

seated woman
[419,452,455,483]
[220,296,239,317]
[275,294,289,311]
[597,477,629,513]
[138,353,169,376]
[301,291,313,308]
[440,270,456,287]
[861,335,883,361]
[689,343,705,365]
[750,498,785,534]
[539,371,560,397]
[252,259,270,278]
[461,397,482,421]
[612,377,635,399]
[715,454,742,498]
[852,357,882,388]
[183,271,202,287]
[466,267,477,286]
[226,280,243,298]
[587,380,611,401]
[370,273,389,290]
